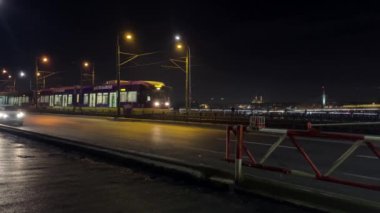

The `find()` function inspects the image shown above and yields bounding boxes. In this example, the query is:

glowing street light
[35,55,51,109]
[19,71,25,77]
[8,75,11,79]
[42,56,49,63]
[125,33,133,41]
[176,44,183,50]
[81,61,95,86]
[173,34,191,112]
[2,69,7,74]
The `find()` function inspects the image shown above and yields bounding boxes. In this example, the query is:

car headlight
[164,101,170,106]
[17,112,25,118]
[2,113,8,118]
[154,101,160,107]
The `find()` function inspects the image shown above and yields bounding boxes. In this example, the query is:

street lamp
[81,61,95,86]
[13,71,27,92]
[0,70,27,92]
[125,33,133,41]
[174,35,191,112]
[19,71,25,77]
[35,55,50,109]
[115,31,156,118]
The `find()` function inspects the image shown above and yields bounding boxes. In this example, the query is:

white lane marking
[217,138,296,150]
[343,172,380,182]
[356,155,378,160]
[253,130,373,146]
[181,146,225,155]
[245,141,296,150]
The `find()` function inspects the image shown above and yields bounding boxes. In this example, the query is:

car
[0,106,25,126]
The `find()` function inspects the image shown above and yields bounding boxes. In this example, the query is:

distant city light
[19,71,25,77]
[2,69,7,74]
[83,62,89,67]
[176,44,183,49]
[175,35,181,41]
[8,75,11,79]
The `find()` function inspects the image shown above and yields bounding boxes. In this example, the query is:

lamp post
[115,32,156,118]
[12,71,26,91]
[35,56,49,109]
[174,35,192,112]
[82,61,95,86]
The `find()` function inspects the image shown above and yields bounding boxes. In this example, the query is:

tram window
[84,93,89,105]
[109,92,117,107]
[49,96,54,106]
[102,93,109,105]
[54,94,62,106]
[120,91,127,102]
[97,93,102,104]
[68,94,73,105]
[128,91,137,102]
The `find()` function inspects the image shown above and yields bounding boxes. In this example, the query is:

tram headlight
[164,101,170,107]
[154,101,160,107]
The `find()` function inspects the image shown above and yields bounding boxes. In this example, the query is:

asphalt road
[0,132,314,213]
[11,114,380,202]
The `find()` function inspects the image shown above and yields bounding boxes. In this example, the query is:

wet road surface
[0,132,315,213]
[14,114,379,203]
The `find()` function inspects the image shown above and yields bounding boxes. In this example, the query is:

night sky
[1,1,380,105]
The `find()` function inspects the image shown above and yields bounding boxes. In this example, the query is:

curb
[0,125,379,212]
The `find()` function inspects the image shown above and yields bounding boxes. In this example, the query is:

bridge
[0,113,378,212]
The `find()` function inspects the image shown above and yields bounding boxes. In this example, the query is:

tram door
[89,93,96,107]
[109,92,117,107]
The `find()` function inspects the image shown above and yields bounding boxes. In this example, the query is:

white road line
[343,172,380,182]
[356,155,378,160]
[245,141,296,150]
[245,130,368,145]
[181,146,225,155]
[217,138,296,150]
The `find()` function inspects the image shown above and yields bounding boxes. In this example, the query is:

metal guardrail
[226,125,380,191]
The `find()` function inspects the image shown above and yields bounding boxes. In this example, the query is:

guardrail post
[235,125,244,183]
[225,126,231,160]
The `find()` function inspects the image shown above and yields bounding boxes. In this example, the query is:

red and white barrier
[225,124,380,191]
